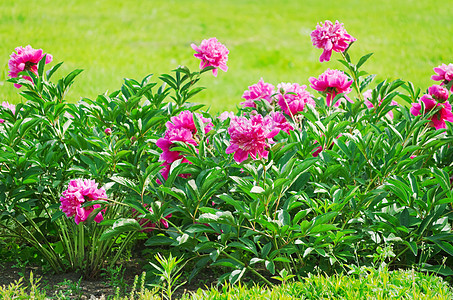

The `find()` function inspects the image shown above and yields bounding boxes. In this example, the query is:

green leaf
[99,218,141,241]
[356,53,373,69]
[46,61,64,80]
[145,235,175,246]
[265,260,275,275]
[229,268,246,284]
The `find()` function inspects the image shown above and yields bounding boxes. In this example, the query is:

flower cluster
[276,82,315,116]
[410,85,453,130]
[310,69,353,107]
[156,111,213,180]
[60,179,106,225]
[192,38,229,77]
[8,45,53,88]
[240,79,275,108]
[226,114,281,163]
[431,63,453,91]
[310,20,356,62]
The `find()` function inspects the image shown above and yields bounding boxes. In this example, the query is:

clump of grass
[182,268,453,300]
[0,271,47,300]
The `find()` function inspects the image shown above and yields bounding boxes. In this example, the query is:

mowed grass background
[0,0,452,112]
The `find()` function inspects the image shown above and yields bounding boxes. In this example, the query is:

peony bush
[1,21,453,284]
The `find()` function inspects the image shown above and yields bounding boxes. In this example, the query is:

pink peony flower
[8,45,53,88]
[311,20,356,63]
[240,79,275,108]
[166,110,213,135]
[60,179,106,225]
[156,111,213,180]
[427,85,449,102]
[268,111,294,134]
[218,111,235,121]
[363,90,399,119]
[104,128,112,135]
[0,119,4,124]
[191,38,229,77]
[410,88,453,130]
[1,101,16,115]
[226,114,280,163]
[431,63,453,91]
[157,128,198,164]
[309,69,353,107]
[276,83,315,116]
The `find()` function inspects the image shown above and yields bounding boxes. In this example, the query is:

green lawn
[0,0,451,112]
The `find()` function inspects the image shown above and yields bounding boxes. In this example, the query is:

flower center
[24,61,36,71]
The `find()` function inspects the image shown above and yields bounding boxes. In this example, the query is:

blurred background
[0,0,452,112]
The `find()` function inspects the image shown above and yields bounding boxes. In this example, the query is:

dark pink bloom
[0,119,4,124]
[104,128,112,135]
[240,79,275,108]
[309,69,353,107]
[312,134,342,157]
[226,114,279,163]
[191,38,229,77]
[156,111,213,180]
[312,145,323,157]
[432,63,453,91]
[268,111,294,134]
[157,128,198,164]
[276,83,315,116]
[410,91,453,130]
[8,45,53,88]
[363,90,399,119]
[427,85,449,102]
[60,179,106,225]
[135,205,172,232]
[166,110,213,135]
[311,20,356,62]
[2,101,16,115]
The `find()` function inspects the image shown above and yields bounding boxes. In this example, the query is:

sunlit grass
[0,0,451,112]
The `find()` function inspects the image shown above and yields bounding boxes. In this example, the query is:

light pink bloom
[410,92,453,130]
[363,90,399,119]
[268,111,294,134]
[276,83,315,116]
[191,38,229,77]
[1,101,16,115]
[240,79,275,108]
[311,20,356,62]
[218,111,235,121]
[8,45,53,88]
[226,114,280,163]
[104,128,112,135]
[60,179,106,225]
[432,63,453,91]
[309,69,353,107]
